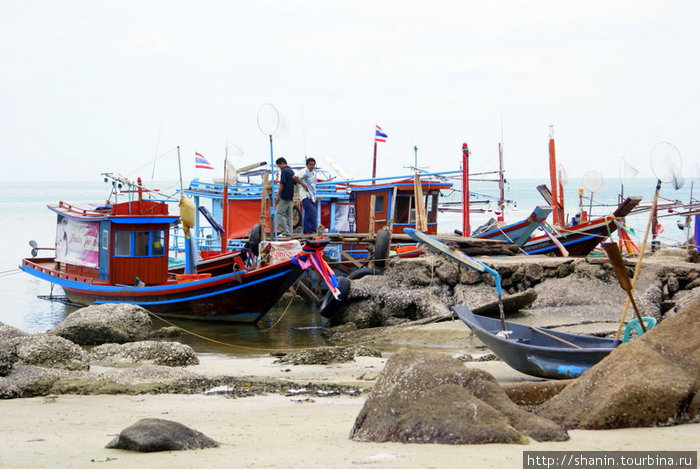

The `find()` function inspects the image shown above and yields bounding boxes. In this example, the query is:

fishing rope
[146,307,311,353]
[257,283,301,332]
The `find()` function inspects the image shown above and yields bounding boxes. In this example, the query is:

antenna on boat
[176,145,184,195]
[257,103,283,241]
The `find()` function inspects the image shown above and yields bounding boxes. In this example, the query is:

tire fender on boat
[320,276,351,319]
[248,224,262,256]
[373,228,391,269]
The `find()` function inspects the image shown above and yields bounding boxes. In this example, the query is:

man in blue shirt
[275,157,295,237]
[293,157,317,234]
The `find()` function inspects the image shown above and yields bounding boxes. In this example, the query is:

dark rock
[472,288,537,317]
[538,297,700,429]
[149,326,182,339]
[105,418,218,452]
[0,345,13,377]
[556,263,573,278]
[434,260,460,286]
[49,304,152,345]
[459,270,482,285]
[0,323,28,342]
[524,263,544,283]
[7,334,89,371]
[90,341,199,367]
[350,349,568,444]
[666,275,680,295]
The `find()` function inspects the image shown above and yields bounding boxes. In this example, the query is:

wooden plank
[342,250,364,268]
[368,194,376,238]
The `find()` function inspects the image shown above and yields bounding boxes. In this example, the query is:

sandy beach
[2,353,699,469]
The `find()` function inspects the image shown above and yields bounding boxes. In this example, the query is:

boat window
[375,195,384,213]
[151,231,165,255]
[134,232,149,256]
[114,231,131,257]
[395,195,412,223]
[427,194,438,223]
[113,230,166,257]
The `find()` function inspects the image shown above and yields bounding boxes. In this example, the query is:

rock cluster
[90,341,199,367]
[330,254,700,329]
[272,345,381,365]
[350,349,568,444]
[537,296,700,429]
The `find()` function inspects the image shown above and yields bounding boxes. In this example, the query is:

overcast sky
[2,0,698,185]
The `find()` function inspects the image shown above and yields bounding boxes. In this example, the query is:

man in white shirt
[293,157,317,234]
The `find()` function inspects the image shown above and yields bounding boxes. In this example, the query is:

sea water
[0,178,694,354]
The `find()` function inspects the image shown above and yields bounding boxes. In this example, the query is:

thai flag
[374,125,388,143]
[195,152,215,170]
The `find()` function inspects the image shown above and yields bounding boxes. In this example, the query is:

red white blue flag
[374,125,388,143]
[195,152,214,170]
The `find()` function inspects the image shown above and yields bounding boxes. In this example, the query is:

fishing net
[650,141,684,190]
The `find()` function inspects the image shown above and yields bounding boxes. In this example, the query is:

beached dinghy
[452,305,620,379]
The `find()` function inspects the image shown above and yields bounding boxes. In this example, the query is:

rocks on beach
[350,349,569,444]
[90,341,199,367]
[48,304,152,345]
[106,418,219,452]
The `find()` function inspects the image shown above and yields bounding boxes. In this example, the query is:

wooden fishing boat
[452,305,620,379]
[472,206,553,247]
[521,196,642,256]
[20,188,332,323]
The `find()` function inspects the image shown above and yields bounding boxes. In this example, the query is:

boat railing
[53,201,112,217]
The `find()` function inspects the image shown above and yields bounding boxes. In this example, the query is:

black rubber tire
[347,267,382,280]
[292,205,302,230]
[373,228,391,269]
[320,276,351,319]
[248,224,261,256]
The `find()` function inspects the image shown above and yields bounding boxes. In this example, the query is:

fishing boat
[471,206,553,247]
[521,196,642,256]
[452,305,619,379]
[20,181,335,323]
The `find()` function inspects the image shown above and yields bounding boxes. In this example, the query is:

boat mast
[548,125,564,226]
[221,146,229,252]
[497,142,505,224]
[462,143,470,236]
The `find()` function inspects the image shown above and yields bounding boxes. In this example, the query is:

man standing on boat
[293,157,317,234]
[275,157,296,237]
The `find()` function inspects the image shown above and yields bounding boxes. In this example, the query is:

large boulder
[106,418,219,452]
[0,365,76,399]
[537,297,700,429]
[6,334,89,371]
[350,349,568,444]
[90,341,199,367]
[49,304,152,345]
[0,322,28,342]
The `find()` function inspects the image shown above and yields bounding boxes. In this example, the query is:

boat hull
[452,305,619,379]
[21,258,303,322]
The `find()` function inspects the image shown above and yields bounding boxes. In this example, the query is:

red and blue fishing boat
[20,180,335,323]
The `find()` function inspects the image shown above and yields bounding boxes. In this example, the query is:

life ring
[373,228,391,269]
[320,276,351,319]
[248,224,262,256]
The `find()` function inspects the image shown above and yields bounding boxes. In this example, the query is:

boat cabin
[349,179,451,235]
[50,199,178,286]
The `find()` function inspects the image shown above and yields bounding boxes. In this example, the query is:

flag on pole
[374,125,388,143]
[195,152,215,170]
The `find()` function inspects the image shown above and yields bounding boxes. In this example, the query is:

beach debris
[105,418,219,452]
[350,349,568,444]
[48,304,152,345]
[204,385,236,395]
[89,341,199,367]
[538,296,700,429]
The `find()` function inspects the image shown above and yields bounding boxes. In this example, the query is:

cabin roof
[48,200,178,224]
